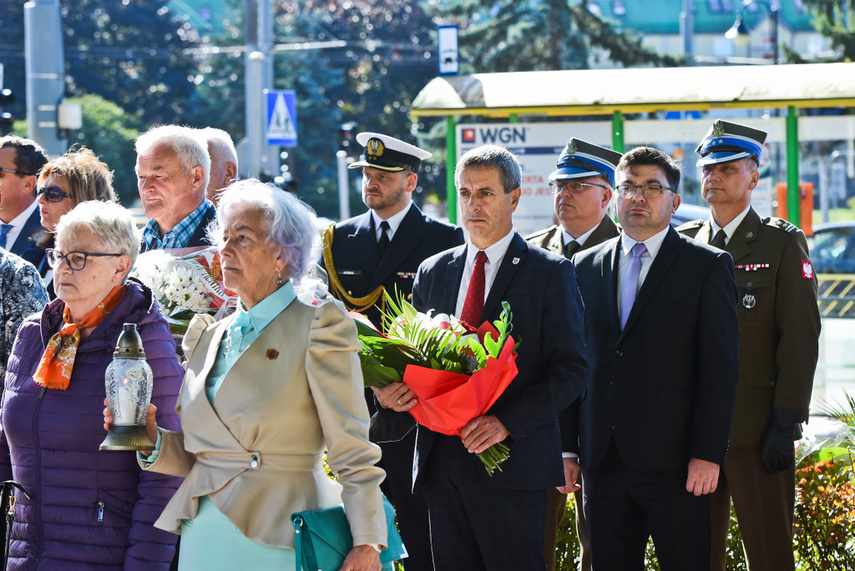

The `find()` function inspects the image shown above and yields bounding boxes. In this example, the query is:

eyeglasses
[615,184,673,199]
[35,186,72,203]
[0,166,34,177]
[548,181,609,195]
[45,249,123,271]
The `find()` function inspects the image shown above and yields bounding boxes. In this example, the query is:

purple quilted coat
[0,279,183,570]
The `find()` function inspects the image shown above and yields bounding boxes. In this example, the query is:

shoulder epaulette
[675,219,705,232]
[761,217,798,233]
[524,225,556,241]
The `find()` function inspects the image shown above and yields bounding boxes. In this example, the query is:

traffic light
[0,89,14,133]
[339,122,359,159]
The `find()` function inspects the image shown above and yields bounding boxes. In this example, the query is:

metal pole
[446,116,457,224]
[258,0,278,179]
[680,0,695,63]
[336,150,350,220]
[243,0,258,179]
[770,4,778,64]
[246,51,265,179]
[786,106,800,226]
[23,0,66,156]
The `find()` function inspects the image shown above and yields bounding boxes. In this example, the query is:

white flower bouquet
[131,246,235,337]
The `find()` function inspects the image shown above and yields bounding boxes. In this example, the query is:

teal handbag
[291,496,407,571]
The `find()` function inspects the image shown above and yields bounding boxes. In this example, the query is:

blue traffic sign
[266,90,297,146]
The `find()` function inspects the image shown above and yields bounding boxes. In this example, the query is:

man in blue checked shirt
[136,125,217,252]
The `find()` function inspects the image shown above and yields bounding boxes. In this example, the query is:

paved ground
[806,317,855,440]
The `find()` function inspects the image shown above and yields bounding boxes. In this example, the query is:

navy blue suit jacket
[412,233,588,490]
[566,227,739,472]
[320,203,464,327]
[9,208,47,274]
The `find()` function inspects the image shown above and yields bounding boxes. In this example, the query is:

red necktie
[460,250,487,325]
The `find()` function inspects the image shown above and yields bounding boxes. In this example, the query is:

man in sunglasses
[0,136,49,270]
[526,138,621,571]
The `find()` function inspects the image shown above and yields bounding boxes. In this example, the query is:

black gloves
[760,407,801,474]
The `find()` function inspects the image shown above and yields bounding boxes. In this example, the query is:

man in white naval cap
[678,119,820,571]
[319,131,463,571]
[526,137,622,571]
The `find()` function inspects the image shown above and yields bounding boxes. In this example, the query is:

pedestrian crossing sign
[266,90,297,146]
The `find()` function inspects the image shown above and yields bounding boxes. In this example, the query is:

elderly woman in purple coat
[0,201,184,570]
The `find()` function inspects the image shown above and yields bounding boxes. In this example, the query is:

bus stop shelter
[411,62,855,227]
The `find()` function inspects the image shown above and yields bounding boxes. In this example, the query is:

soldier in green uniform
[678,120,821,570]
[526,138,621,571]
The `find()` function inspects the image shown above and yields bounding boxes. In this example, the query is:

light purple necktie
[620,243,647,329]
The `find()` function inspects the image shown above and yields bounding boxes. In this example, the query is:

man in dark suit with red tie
[376,144,588,570]
[568,146,739,569]
[321,131,463,571]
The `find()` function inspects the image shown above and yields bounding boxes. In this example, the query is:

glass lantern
[100,323,155,451]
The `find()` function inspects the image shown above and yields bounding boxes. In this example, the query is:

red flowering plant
[793,393,855,569]
[354,291,518,475]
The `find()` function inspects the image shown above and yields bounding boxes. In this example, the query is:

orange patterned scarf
[33,285,126,390]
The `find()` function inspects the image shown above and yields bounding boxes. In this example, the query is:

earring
[276,273,283,286]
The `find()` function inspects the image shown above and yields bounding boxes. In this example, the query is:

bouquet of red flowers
[355,292,518,475]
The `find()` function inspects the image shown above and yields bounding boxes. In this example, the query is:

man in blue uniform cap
[527,137,621,571]
[679,119,821,570]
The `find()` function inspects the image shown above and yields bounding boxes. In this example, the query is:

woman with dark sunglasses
[34,146,118,296]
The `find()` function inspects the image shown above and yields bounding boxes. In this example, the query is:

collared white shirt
[709,205,751,247]
[371,201,413,242]
[455,229,516,319]
[562,223,599,250]
[2,201,38,251]
[617,226,670,319]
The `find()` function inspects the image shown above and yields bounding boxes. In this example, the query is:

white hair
[200,127,238,168]
[212,180,318,282]
[135,125,211,191]
[56,201,142,274]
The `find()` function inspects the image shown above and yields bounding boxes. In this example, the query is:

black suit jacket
[412,233,588,490]
[185,206,218,249]
[566,227,739,472]
[10,208,47,273]
[321,203,464,439]
[320,203,464,327]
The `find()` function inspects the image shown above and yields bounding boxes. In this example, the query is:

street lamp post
[725,0,779,64]
[724,0,800,227]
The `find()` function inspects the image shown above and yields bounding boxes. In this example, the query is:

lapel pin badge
[512,257,520,265]
[266,349,280,360]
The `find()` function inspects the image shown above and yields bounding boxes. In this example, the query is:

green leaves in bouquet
[462,301,515,369]
[357,288,475,388]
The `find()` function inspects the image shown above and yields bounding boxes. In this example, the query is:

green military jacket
[678,207,821,447]
[526,216,620,259]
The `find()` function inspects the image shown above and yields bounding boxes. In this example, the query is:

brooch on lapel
[512,257,520,265]
[266,349,280,360]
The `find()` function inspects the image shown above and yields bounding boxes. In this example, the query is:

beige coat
[143,297,387,549]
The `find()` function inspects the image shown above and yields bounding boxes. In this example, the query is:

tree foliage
[67,93,143,205]
[0,1,200,128]
[428,0,682,74]
[799,0,855,62]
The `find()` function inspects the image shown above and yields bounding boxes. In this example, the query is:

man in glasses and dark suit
[0,136,49,271]
[527,137,621,571]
